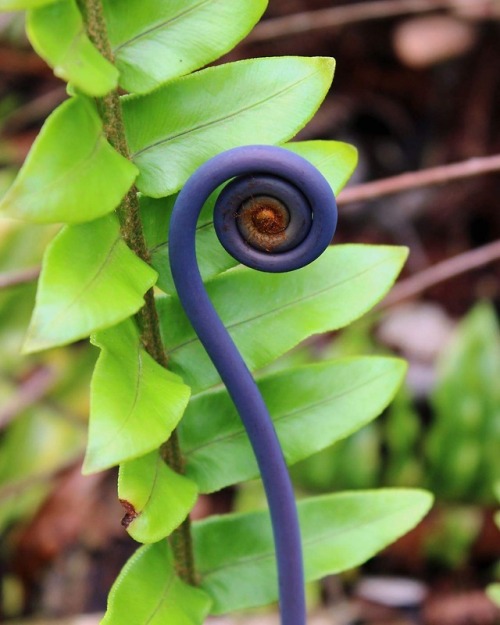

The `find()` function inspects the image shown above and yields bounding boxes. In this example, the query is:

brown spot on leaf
[119,499,138,528]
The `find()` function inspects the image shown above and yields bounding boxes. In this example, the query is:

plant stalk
[77,0,195,585]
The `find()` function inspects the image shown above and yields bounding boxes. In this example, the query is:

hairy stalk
[77,0,195,584]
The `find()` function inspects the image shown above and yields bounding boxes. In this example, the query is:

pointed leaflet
[24,215,157,353]
[181,357,406,493]
[285,140,358,196]
[0,97,137,224]
[141,140,358,294]
[123,56,335,196]
[194,489,433,614]
[83,319,190,474]
[101,540,211,625]
[27,0,118,96]
[103,0,267,94]
[157,245,408,392]
[118,450,197,543]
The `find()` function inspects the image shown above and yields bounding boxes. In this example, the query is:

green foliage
[118,450,198,544]
[158,245,407,392]
[295,301,500,506]
[103,490,432,617]
[487,584,500,608]
[181,357,406,493]
[83,319,190,473]
[141,140,358,294]
[101,540,212,625]
[0,221,91,533]
[0,97,137,224]
[102,0,268,94]
[427,301,500,502]
[293,424,381,492]
[27,0,118,96]
[195,489,433,613]
[123,56,335,196]
[0,2,433,622]
[486,483,500,604]
[383,386,423,487]
[24,215,157,352]
[0,0,55,9]
[0,405,85,530]
[424,506,483,569]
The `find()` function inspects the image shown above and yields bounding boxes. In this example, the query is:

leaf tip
[315,56,336,78]
[81,449,107,476]
[21,328,50,355]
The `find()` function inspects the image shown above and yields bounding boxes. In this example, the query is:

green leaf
[294,424,381,492]
[118,450,198,543]
[0,405,85,532]
[158,245,407,392]
[0,97,137,224]
[194,489,433,614]
[27,0,118,96]
[181,357,406,493]
[103,0,267,94]
[140,191,234,294]
[123,56,335,197]
[427,301,500,502]
[83,319,190,474]
[24,215,157,353]
[0,0,56,9]
[0,406,84,486]
[101,540,212,625]
[284,140,358,196]
[141,140,357,294]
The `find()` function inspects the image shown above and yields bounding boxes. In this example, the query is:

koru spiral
[168,145,338,625]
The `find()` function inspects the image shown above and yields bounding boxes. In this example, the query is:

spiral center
[237,195,290,252]
[250,198,290,234]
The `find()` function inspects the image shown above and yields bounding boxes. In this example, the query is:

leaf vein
[113,0,211,53]
[184,369,391,457]
[166,255,393,356]
[200,502,422,579]
[144,564,175,625]
[131,71,320,158]
[38,234,121,332]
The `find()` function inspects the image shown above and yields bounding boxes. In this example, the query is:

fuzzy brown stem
[77,0,195,584]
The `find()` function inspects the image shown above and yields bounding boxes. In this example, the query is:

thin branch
[248,0,452,43]
[0,266,40,289]
[338,154,500,208]
[0,366,57,430]
[0,455,85,503]
[380,240,500,308]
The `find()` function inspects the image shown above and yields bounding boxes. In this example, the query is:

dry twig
[338,154,500,208]
[381,240,500,307]
[0,366,57,430]
[0,266,40,289]
[248,0,453,42]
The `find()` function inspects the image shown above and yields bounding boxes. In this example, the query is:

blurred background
[0,1,499,624]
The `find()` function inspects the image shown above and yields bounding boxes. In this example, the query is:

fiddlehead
[168,145,338,625]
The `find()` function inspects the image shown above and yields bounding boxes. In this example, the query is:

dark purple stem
[168,145,337,625]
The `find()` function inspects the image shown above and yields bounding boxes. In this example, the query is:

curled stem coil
[168,145,338,625]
